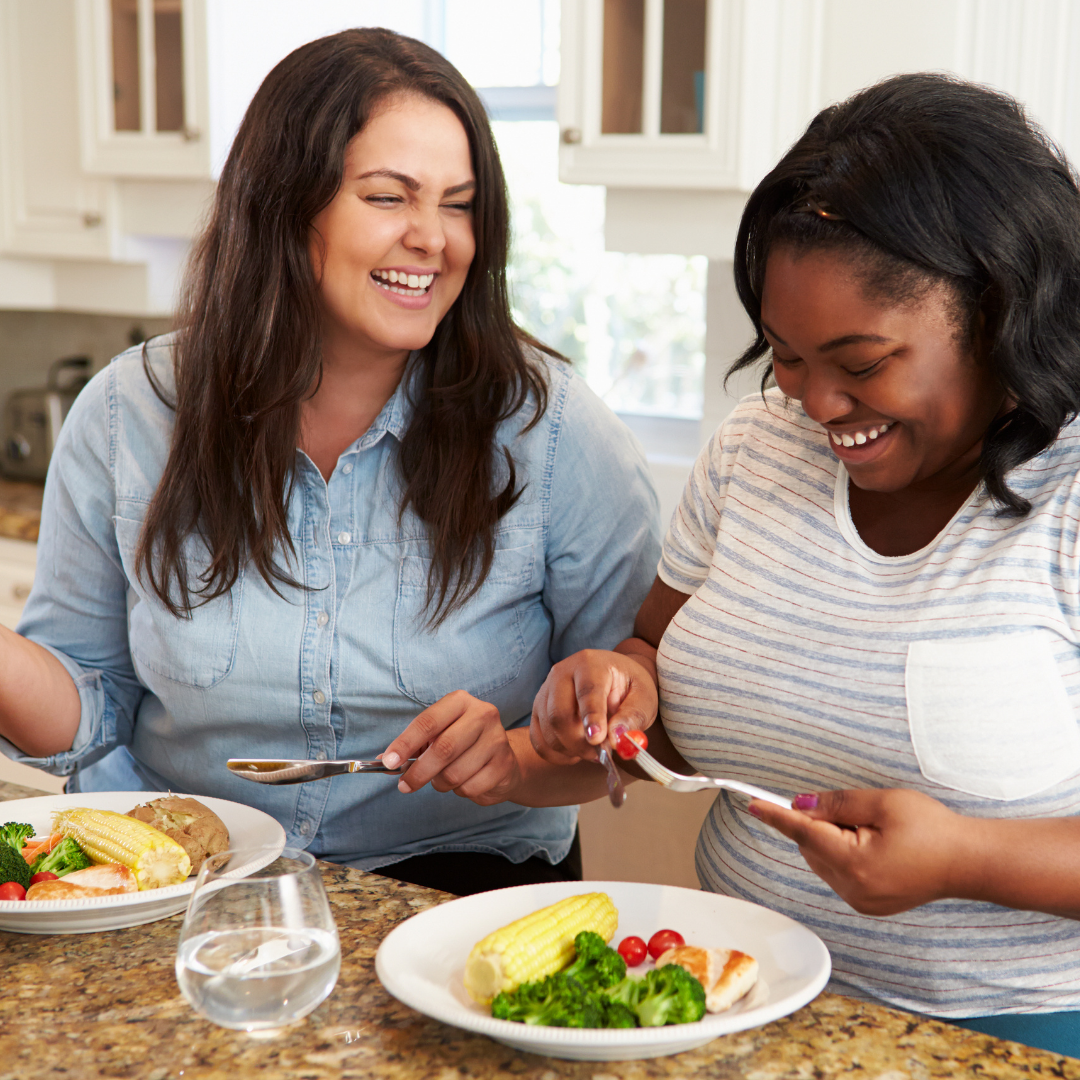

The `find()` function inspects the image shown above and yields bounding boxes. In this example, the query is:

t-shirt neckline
[832,462,981,563]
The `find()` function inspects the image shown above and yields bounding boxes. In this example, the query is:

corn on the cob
[464,892,618,1004]
[51,808,192,891]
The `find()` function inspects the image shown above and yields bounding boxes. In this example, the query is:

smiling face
[761,246,1004,496]
[308,93,476,363]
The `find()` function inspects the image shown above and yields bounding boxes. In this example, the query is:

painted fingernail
[748,803,762,818]
[793,793,819,810]
[583,720,601,741]
[382,751,401,769]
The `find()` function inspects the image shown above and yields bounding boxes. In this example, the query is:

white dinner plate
[375,879,830,1061]
[0,791,286,934]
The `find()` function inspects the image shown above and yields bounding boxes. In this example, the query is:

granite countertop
[1,779,1076,1080]
[0,478,42,542]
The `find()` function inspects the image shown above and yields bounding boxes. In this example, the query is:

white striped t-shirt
[657,388,1080,1018]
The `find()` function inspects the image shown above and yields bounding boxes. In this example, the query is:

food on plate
[26,864,138,900]
[30,872,58,885]
[464,891,618,1004]
[491,930,706,1028]
[656,945,760,1013]
[647,928,685,960]
[0,838,31,891]
[21,833,63,863]
[617,935,647,967]
[28,837,93,878]
[0,881,26,901]
[126,796,230,874]
[51,807,191,890]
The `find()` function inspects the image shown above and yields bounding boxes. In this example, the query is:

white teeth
[371,271,436,296]
[829,421,892,448]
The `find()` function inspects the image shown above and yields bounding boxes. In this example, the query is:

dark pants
[377,829,583,896]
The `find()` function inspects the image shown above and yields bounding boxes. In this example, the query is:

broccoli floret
[29,837,93,878]
[599,998,638,1028]
[492,973,603,1028]
[0,822,33,849]
[0,843,31,890]
[563,931,627,990]
[632,963,707,1027]
[603,973,641,1009]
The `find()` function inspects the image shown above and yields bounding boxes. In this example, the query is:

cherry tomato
[30,872,58,885]
[0,881,26,901]
[613,728,648,759]
[617,935,648,967]
[647,928,685,960]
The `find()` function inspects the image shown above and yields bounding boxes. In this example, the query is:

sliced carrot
[21,833,63,863]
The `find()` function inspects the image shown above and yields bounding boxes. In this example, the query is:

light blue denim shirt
[3,336,660,870]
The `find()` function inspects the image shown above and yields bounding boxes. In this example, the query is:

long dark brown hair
[137,28,556,623]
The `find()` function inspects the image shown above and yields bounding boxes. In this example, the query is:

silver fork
[632,745,792,809]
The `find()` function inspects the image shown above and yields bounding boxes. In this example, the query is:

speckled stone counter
[1,781,1077,1080]
[0,478,42,541]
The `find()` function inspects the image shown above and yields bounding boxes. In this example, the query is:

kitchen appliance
[1,356,91,481]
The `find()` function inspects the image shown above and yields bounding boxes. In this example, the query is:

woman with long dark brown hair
[0,29,659,894]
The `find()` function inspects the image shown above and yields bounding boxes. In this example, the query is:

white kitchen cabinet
[561,0,1080,196]
[75,0,211,178]
[0,0,115,259]
[0,536,35,631]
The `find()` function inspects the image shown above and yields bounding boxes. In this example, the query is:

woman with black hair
[0,29,660,895]
[530,73,1080,1053]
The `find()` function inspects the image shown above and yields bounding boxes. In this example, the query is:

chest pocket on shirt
[394,545,534,707]
[905,634,1080,801]
[114,516,243,689]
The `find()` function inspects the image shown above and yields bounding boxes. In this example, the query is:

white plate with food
[0,792,285,934]
[375,879,830,1061]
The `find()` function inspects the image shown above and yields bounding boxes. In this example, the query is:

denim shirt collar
[346,351,418,455]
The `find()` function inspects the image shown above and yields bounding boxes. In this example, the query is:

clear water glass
[175,847,341,1031]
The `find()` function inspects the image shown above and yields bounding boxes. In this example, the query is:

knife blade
[226,758,417,785]
[596,743,626,808]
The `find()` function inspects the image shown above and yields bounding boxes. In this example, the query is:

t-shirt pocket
[905,634,1080,801]
[393,544,534,707]
[114,515,243,689]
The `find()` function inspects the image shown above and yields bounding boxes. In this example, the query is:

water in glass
[175,847,340,1030]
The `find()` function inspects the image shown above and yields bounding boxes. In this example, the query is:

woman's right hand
[529,646,659,766]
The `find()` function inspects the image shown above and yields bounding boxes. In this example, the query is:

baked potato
[126,797,230,874]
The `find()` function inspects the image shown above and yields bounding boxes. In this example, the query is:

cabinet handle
[82,211,102,228]
[12,583,30,602]
[561,127,583,145]
[182,125,201,142]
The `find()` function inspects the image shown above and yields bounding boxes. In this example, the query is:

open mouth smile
[826,421,896,463]
[370,269,436,297]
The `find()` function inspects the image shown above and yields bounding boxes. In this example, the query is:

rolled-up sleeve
[542,375,661,660]
[0,365,144,774]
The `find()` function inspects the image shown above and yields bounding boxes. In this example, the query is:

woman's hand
[529,648,659,766]
[749,788,975,916]
[380,690,522,806]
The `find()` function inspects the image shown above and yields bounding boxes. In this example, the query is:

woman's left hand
[380,690,522,805]
[750,788,977,916]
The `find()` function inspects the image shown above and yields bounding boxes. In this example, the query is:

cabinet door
[76,0,210,178]
[559,0,742,188]
[0,0,115,258]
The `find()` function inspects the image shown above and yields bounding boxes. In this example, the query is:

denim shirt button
[337,532,351,545]
[317,612,329,627]
[341,463,353,475]
[312,689,326,705]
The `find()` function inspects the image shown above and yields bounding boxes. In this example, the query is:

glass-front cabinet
[560,0,740,187]
[75,0,210,177]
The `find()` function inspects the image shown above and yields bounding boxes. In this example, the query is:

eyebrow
[356,168,476,197]
[761,322,895,352]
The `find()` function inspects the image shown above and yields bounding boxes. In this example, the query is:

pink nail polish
[793,793,819,810]
[584,721,600,740]
[748,803,762,818]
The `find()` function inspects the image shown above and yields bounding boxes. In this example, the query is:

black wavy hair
[730,72,1080,515]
